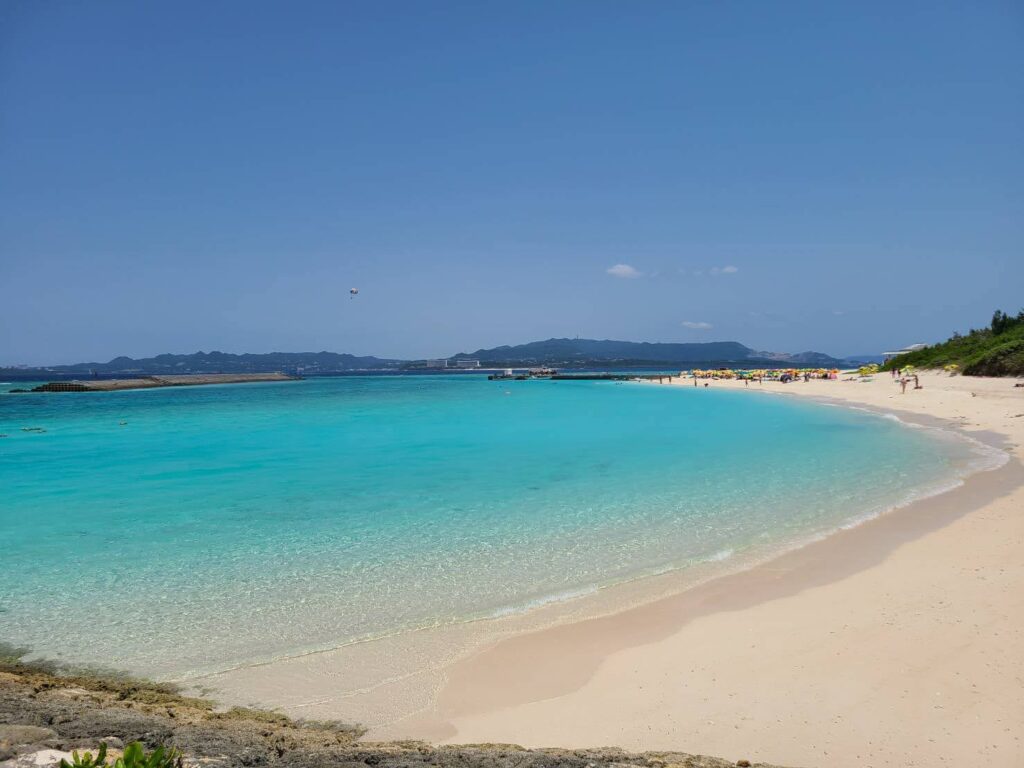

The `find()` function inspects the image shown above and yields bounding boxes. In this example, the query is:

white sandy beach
[204,373,1024,768]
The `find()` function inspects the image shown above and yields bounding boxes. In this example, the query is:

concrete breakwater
[21,373,299,393]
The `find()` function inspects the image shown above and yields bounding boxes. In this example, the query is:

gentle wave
[483,585,603,619]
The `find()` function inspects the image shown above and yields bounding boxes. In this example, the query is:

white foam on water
[483,584,602,619]
[706,547,734,562]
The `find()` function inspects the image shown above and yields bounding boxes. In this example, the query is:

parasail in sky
[350,288,359,299]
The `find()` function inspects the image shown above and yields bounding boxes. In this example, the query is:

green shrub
[964,339,1024,376]
[60,742,182,768]
[60,744,107,768]
[883,309,1024,376]
[115,742,182,768]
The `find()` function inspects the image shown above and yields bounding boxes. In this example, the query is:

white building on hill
[882,343,927,361]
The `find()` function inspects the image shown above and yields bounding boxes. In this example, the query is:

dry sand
[203,373,1024,768]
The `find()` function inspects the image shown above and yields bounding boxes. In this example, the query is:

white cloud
[710,265,739,275]
[606,263,642,279]
[681,320,713,330]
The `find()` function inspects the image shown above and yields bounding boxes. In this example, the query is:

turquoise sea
[0,376,995,679]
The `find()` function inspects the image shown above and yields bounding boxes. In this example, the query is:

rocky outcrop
[0,667,791,768]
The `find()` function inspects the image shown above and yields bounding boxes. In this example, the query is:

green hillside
[882,310,1024,376]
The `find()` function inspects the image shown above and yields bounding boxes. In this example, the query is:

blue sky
[1,1,1021,365]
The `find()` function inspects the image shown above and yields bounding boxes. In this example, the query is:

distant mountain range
[453,338,853,368]
[2,351,399,376]
[3,339,867,377]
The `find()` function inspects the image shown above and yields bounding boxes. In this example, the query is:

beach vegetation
[882,309,1024,376]
[60,742,182,768]
[60,743,107,768]
[113,743,181,768]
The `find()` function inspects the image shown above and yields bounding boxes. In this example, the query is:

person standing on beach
[900,377,908,394]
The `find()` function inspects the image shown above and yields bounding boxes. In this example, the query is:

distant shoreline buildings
[882,343,927,362]
[416,358,481,369]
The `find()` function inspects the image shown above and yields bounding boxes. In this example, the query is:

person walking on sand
[900,376,908,394]
[914,374,922,390]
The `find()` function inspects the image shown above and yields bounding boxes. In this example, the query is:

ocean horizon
[0,376,998,679]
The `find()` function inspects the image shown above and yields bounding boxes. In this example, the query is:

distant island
[12,317,1024,380]
[2,339,863,380]
[450,338,853,369]
[1,351,399,378]
[12,313,1020,381]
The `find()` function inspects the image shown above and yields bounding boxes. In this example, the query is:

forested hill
[455,338,848,367]
[883,310,1024,376]
[3,339,857,376]
[15,351,399,375]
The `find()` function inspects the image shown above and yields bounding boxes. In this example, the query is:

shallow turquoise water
[0,376,990,677]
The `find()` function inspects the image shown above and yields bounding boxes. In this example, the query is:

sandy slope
[407,373,1024,767]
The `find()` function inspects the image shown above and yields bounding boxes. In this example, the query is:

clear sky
[1,1,1021,365]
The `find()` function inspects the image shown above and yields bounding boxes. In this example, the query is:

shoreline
[407,373,1024,767]
[196,373,1023,767]
[184,390,1002,684]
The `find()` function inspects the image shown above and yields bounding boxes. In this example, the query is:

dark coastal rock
[46,707,174,748]
[165,725,268,766]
